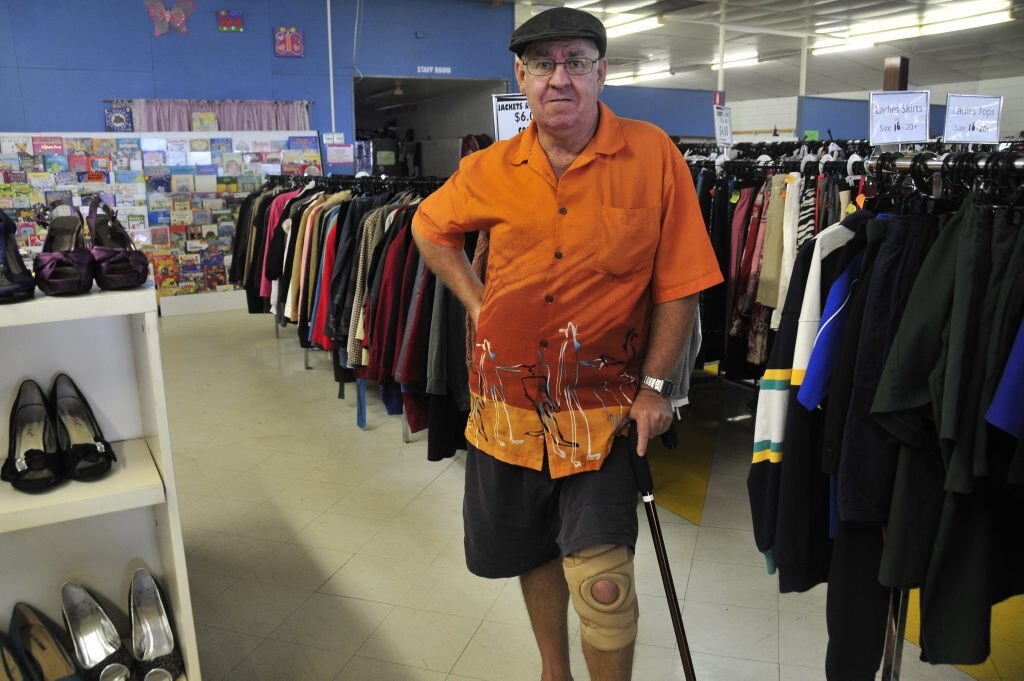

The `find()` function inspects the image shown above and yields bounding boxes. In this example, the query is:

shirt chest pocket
[592,206,660,278]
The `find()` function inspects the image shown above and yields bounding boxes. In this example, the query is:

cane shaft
[645,500,697,681]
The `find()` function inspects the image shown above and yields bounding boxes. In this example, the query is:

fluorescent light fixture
[606,16,664,38]
[710,51,759,70]
[605,69,672,85]
[564,0,601,8]
[813,1,1013,54]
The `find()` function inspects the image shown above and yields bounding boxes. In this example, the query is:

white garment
[770,172,803,329]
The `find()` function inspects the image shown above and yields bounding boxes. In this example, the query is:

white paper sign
[326,143,354,164]
[492,94,533,141]
[944,94,1002,144]
[870,91,930,144]
[714,105,733,146]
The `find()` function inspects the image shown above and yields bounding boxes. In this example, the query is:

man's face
[515,39,606,135]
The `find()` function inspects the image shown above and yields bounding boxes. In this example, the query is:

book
[216,219,236,238]
[194,173,217,193]
[147,193,173,211]
[0,154,21,171]
[146,167,171,193]
[217,176,238,193]
[32,136,64,155]
[165,139,189,166]
[190,138,211,152]
[170,210,193,225]
[191,113,219,132]
[148,211,171,226]
[142,151,166,167]
[204,265,228,290]
[171,198,192,212]
[130,229,151,247]
[53,172,78,186]
[140,137,166,152]
[1,135,33,155]
[64,138,94,155]
[220,153,243,176]
[115,170,145,184]
[150,226,170,244]
[111,150,133,171]
[170,175,195,194]
[203,198,226,211]
[44,190,73,207]
[92,139,117,156]
[90,156,111,172]
[67,154,89,173]
[287,135,319,151]
[199,224,219,240]
[192,209,211,225]
[152,253,179,289]
[169,224,187,247]
[185,239,207,253]
[187,151,212,166]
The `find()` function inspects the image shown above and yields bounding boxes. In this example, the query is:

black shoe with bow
[1,379,63,492]
[50,373,117,481]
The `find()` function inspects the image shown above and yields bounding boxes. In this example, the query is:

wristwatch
[640,374,674,397]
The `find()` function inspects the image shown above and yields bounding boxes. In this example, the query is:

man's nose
[548,62,572,86]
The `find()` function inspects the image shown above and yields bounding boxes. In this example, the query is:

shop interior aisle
[161,310,975,681]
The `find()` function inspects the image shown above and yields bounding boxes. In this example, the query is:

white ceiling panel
[512,0,1024,100]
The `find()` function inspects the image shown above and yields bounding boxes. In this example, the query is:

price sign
[870,91,930,145]
[714,105,733,147]
[492,94,533,141]
[944,94,1002,144]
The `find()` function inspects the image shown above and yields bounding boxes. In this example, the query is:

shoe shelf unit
[0,288,200,680]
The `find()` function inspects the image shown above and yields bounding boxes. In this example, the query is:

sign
[869,90,930,145]
[492,94,533,141]
[944,94,1002,144]
[326,143,354,164]
[713,105,732,146]
[416,66,453,75]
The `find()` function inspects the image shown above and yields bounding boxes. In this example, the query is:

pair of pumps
[1,568,183,681]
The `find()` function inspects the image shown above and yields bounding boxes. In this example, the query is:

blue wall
[0,0,515,147]
[601,86,716,137]
[798,95,949,141]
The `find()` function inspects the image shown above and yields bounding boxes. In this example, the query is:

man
[412,7,721,680]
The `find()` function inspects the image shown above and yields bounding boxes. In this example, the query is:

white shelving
[0,288,200,680]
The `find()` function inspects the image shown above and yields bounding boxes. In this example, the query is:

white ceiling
[512,1,1024,100]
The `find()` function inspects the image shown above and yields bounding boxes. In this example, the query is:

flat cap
[509,7,607,58]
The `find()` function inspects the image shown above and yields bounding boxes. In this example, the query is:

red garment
[364,222,413,382]
[260,188,301,297]
[310,212,341,351]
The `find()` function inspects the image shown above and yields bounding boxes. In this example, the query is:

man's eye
[535,60,554,70]
[566,59,584,69]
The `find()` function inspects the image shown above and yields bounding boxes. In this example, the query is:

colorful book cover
[44,152,70,171]
[130,229,151,247]
[84,171,109,184]
[169,224,187,247]
[28,172,55,188]
[8,171,27,183]
[170,209,193,225]
[204,265,228,290]
[166,139,189,156]
[192,209,212,225]
[142,151,166,167]
[172,198,192,212]
[216,220,235,238]
[239,175,261,192]
[92,139,117,157]
[126,214,146,231]
[67,154,89,173]
[210,138,233,154]
[220,154,243,177]
[187,151,212,166]
[1,135,33,155]
[89,156,111,172]
[250,139,273,153]
[152,253,179,289]
[147,193,173,211]
[150,226,170,244]
[115,170,145,184]
[169,165,197,175]
[217,176,238,193]
[170,175,195,194]
[282,150,304,164]
[197,224,218,240]
[165,151,187,166]
[21,155,45,172]
[185,240,206,253]
[146,167,171,193]
[111,150,133,171]
[53,172,78,186]
[191,112,219,132]
[148,211,171,226]
[287,136,319,151]
[32,136,64,155]
[140,137,166,152]
[44,190,73,207]
[117,138,142,154]
[281,163,303,176]
[190,138,211,152]
[0,154,20,171]
[203,198,226,211]
[64,138,93,155]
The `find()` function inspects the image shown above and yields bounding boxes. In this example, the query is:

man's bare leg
[521,558,574,681]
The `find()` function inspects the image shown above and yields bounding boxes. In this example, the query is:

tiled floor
[161,310,975,681]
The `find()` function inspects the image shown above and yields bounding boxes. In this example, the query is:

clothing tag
[730,190,740,204]
[846,203,857,215]
[855,194,866,209]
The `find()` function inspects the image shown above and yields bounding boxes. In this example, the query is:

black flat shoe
[0,632,29,681]
[0,208,34,303]
[8,603,81,681]
[0,380,63,492]
[50,374,116,481]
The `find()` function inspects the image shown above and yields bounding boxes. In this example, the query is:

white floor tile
[273,591,393,656]
[194,624,262,681]
[399,562,506,620]
[681,600,780,663]
[685,559,779,610]
[358,606,481,673]
[224,638,351,681]
[450,621,542,681]
[289,511,387,553]
[187,533,281,578]
[271,479,357,513]
[337,656,448,680]
[779,598,828,669]
[319,552,430,604]
[194,578,311,637]
[249,543,354,591]
[693,526,767,567]
[225,502,321,542]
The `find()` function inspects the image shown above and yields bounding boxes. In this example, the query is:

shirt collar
[510,100,625,166]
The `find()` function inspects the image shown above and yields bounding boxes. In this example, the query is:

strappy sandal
[0,208,34,303]
[87,199,149,291]
[61,584,133,681]
[1,380,64,493]
[130,569,185,681]
[50,374,116,481]
[8,603,81,681]
[32,205,94,296]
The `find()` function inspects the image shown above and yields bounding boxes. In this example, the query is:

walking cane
[627,425,698,681]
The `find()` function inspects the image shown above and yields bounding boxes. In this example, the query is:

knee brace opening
[590,578,620,605]
[563,545,639,652]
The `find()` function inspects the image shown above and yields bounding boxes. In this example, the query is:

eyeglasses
[522,57,599,76]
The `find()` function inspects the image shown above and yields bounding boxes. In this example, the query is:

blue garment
[987,319,1024,438]
[798,252,864,410]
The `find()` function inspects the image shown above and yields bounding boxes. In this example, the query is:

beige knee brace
[563,544,639,652]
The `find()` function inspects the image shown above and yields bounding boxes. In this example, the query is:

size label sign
[944,94,1002,144]
[493,94,533,141]
[714,105,732,146]
[869,91,930,145]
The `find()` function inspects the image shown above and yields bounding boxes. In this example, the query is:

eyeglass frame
[521,57,600,77]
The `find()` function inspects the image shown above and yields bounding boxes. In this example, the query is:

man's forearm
[412,231,485,325]
[641,294,699,381]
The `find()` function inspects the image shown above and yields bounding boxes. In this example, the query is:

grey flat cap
[509,7,607,58]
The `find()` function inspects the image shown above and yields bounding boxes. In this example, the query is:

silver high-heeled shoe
[129,569,183,681]
[60,583,133,681]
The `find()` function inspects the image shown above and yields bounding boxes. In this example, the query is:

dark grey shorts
[463,437,640,579]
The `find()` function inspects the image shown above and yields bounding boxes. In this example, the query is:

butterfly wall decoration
[145,0,196,36]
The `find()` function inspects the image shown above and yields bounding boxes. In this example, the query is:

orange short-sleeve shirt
[413,102,723,478]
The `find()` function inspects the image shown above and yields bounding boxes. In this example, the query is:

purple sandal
[87,198,150,291]
[33,205,95,296]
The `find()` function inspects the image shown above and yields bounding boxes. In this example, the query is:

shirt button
[545,294,554,303]
[559,207,567,215]
[554,251,563,259]
[539,339,549,348]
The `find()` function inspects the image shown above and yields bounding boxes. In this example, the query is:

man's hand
[628,389,673,456]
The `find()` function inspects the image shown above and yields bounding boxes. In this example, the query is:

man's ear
[514,57,527,93]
